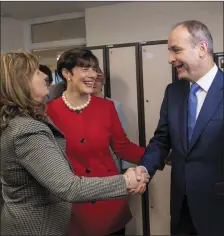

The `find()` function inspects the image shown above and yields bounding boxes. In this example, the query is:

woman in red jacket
[47,48,145,236]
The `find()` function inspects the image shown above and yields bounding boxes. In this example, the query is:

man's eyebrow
[168,45,182,50]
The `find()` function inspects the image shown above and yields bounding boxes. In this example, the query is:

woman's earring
[67,77,71,81]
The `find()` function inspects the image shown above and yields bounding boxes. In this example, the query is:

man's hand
[123,167,150,195]
[129,166,150,194]
[134,166,149,181]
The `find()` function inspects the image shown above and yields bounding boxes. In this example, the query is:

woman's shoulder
[92,95,115,108]
[8,115,49,136]
[47,96,63,107]
[46,97,64,116]
[105,97,121,108]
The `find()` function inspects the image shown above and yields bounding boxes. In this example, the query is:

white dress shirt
[192,64,218,119]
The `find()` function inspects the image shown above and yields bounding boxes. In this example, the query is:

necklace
[62,92,91,111]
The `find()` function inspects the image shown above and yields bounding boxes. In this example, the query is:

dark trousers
[109,227,125,235]
[172,196,197,235]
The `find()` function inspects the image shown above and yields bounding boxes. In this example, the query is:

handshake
[123,166,150,195]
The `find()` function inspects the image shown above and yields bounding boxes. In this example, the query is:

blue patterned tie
[188,83,200,143]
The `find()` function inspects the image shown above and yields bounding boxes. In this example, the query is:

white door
[108,45,143,235]
[91,48,105,95]
[142,43,172,235]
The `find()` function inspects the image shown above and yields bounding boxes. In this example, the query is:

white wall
[1,17,25,53]
[85,1,223,53]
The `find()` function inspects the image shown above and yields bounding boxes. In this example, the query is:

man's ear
[199,41,208,58]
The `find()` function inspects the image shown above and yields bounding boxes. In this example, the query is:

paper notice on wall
[143,51,154,59]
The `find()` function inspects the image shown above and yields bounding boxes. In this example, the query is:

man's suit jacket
[45,82,134,172]
[140,69,224,235]
[0,116,127,236]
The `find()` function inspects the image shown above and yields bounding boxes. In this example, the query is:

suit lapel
[188,69,224,152]
[179,80,190,154]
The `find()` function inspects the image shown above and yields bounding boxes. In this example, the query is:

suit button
[86,168,91,174]
[80,138,86,143]
[181,184,185,188]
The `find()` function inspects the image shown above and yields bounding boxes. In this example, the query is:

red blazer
[47,96,145,236]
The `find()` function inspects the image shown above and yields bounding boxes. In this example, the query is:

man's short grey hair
[173,20,214,55]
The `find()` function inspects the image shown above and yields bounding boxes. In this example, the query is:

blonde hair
[0,52,47,131]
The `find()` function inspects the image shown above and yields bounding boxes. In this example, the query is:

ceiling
[1,1,118,20]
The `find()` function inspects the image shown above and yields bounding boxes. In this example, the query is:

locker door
[89,48,106,95]
[108,46,139,144]
[141,43,172,235]
[107,45,143,235]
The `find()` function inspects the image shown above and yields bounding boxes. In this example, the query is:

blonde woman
[0,52,149,236]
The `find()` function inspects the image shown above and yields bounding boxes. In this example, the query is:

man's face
[168,26,202,82]
[92,70,104,95]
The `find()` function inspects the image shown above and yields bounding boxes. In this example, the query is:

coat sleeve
[14,122,128,203]
[139,85,171,176]
[109,102,145,164]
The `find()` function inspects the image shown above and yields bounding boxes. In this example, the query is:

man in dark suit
[135,20,224,235]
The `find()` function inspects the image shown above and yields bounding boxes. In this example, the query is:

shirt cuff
[139,166,149,174]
